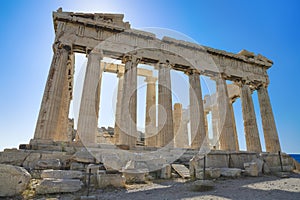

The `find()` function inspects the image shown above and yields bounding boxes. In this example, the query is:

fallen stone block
[122,160,149,183]
[102,154,123,172]
[0,150,30,166]
[70,162,85,171]
[251,157,264,174]
[262,162,271,174]
[72,151,95,163]
[160,164,171,179]
[41,169,83,179]
[35,179,82,194]
[220,168,241,178]
[36,159,61,170]
[145,158,167,172]
[97,172,125,188]
[172,164,190,179]
[207,168,221,179]
[40,152,72,168]
[122,169,148,184]
[244,162,259,177]
[0,164,31,197]
[194,168,221,180]
[22,152,41,169]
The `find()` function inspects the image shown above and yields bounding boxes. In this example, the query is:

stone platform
[0,143,298,197]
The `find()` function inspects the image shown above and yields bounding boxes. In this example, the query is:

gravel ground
[92,173,300,200]
[3,173,300,200]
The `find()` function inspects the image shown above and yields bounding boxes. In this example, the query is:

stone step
[171,164,190,179]
[41,169,83,179]
[35,178,82,194]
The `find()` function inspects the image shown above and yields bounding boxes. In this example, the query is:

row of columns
[33,47,281,153]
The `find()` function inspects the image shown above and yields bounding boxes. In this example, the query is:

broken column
[257,85,281,153]
[215,74,237,151]
[157,63,174,147]
[77,49,103,145]
[240,82,262,152]
[118,55,139,148]
[188,70,206,149]
[144,76,157,147]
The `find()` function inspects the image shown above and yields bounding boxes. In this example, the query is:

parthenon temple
[31,8,281,153]
[3,8,300,198]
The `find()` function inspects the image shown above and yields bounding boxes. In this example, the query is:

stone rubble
[0,164,31,197]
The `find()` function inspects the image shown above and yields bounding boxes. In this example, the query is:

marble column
[257,85,281,153]
[173,103,182,148]
[181,118,189,148]
[204,111,209,138]
[215,74,236,151]
[33,44,71,142]
[119,55,139,148]
[229,101,240,151]
[157,63,174,147]
[144,76,157,147]
[211,105,219,149]
[188,70,206,149]
[77,50,103,145]
[113,72,124,144]
[240,83,262,152]
[54,53,75,142]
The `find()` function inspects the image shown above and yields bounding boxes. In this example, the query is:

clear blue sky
[0,0,299,153]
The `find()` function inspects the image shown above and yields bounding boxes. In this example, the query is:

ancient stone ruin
[0,8,298,198]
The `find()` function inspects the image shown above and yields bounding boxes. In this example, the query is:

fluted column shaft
[211,105,219,149]
[204,111,209,137]
[216,75,236,151]
[77,51,103,145]
[114,73,124,144]
[34,44,70,141]
[240,83,262,152]
[229,101,240,151]
[173,103,182,147]
[144,76,157,147]
[119,55,139,148]
[257,86,281,152]
[188,71,206,149]
[157,63,174,147]
[55,53,75,142]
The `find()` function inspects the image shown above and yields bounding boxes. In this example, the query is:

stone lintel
[101,62,153,77]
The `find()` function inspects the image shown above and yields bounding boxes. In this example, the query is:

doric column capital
[156,62,173,70]
[122,54,140,64]
[234,79,245,87]
[52,42,72,53]
[117,72,124,78]
[211,73,228,82]
[243,82,268,91]
[145,76,157,83]
[87,48,103,58]
[185,68,201,76]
